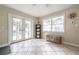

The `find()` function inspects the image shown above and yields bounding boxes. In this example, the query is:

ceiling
[4,4,77,17]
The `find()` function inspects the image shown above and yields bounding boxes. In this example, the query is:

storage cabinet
[35,24,41,39]
[46,35,62,44]
[54,36,62,44]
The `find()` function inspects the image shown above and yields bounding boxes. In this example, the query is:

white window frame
[43,18,52,31]
[52,16,64,32]
[43,16,64,32]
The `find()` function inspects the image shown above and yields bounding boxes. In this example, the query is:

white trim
[62,41,79,48]
[0,44,10,48]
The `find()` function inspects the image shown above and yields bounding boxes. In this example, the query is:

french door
[12,17,23,42]
[24,20,32,39]
[10,16,33,43]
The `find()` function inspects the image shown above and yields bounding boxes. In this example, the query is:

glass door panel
[12,17,33,43]
[12,17,22,42]
[24,20,32,39]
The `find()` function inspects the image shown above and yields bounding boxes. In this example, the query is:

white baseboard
[0,44,10,48]
[62,41,79,48]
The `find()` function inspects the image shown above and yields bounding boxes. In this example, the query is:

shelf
[35,24,41,39]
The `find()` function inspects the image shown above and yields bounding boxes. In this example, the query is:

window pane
[43,16,64,32]
[43,19,51,31]
[52,16,64,32]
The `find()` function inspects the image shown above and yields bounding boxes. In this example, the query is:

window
[52,16,64,32]
[43,18,51,31]
[43,16,64,32]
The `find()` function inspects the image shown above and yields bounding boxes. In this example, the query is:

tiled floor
[8,39,79,55]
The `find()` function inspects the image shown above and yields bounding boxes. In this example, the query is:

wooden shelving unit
[35,24,41,39]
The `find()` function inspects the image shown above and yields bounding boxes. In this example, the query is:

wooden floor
[8,39,79,55]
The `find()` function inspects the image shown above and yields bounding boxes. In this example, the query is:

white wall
[64,6,79,45]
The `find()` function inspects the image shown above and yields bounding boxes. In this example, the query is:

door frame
[8,14,24,44]
[8,13,33,44]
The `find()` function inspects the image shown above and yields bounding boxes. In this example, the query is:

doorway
[8,14,33,43]
[12,17,22,42]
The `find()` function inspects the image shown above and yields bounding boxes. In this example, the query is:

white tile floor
[8,39,79,55]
